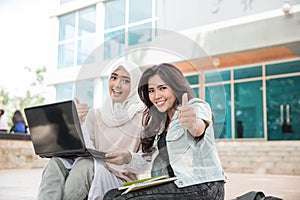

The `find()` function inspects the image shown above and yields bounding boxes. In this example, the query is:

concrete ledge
[217,140,300,176]
[0,131,31,140]
[0,139,48,170]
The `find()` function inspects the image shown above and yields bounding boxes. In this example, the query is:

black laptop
[24,100,108,159]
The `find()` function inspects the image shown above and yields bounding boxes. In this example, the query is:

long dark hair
[138,63,194,153]
[12,110,25,124]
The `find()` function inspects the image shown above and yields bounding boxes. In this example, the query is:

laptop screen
[24,100,85,156]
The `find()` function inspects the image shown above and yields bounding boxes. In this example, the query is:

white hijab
[100,60,144,127]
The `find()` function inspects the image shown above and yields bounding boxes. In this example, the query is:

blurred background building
[44,0,300,174]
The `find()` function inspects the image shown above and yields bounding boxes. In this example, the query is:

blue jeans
[103,180,224,200]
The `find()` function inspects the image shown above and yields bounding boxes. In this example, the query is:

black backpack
[232,191,284,200]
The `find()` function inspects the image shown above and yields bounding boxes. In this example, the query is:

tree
[0,66,46,129]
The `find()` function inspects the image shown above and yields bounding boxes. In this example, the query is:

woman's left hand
[104,150,132,165]
[74,97,89,125]
[179,93,205,137]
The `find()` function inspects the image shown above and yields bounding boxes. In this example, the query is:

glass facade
[234,81,264,139]
[187,60,300,140]
[104,0,156,60]
[54,2,300,141]
[56,79,94,108]
[266,72,300,140]
[206,84,231,139]
[56,0,157,108]
[58,6,96,69]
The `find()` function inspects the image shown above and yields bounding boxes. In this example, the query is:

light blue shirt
[151,98,226,188]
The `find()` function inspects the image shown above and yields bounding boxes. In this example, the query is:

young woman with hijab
[104,63,226,200]
[37,60,150,200]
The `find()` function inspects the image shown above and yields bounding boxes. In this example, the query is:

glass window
[60,0,74,4]
[266,76,300,140]
[58,42,75,69]
[205,70,230,83]
[128,23,152,46]
[56,82,73,101]
[101,76,109,104]
[104,29,125,60]
[129,0,152,23]
[105,0,125,29]
[234,81,264,139]
[59,13,75,41]
[192,87,199,98]
[186,75,199,85]
[206,84,231,139]
[78,6,96,36]
[74,79,94,108]
[266,60,300,76]
[234,66,262,80]
[77,37,96,65]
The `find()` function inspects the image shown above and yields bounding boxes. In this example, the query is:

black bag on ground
[232,191,283,200]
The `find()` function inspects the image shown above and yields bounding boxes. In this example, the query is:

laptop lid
[24,100,86,158]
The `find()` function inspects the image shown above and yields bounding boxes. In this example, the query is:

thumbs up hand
[74,97,89,125]
[178,93,201,137]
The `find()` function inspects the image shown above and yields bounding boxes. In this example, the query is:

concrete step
[217,141,300,175]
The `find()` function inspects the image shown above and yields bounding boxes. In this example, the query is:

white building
[48,0,300,142]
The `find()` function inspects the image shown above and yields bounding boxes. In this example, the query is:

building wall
[0,139,48,169]
[47,0,300,141]
[157,0,300,30]
[2,137,299,176]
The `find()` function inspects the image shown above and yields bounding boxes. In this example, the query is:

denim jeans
[103,180,225,200]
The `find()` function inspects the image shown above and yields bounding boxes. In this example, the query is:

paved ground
[0,168,299,200]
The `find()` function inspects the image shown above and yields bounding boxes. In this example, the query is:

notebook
[118,175,178,195]
[24,100,109,159]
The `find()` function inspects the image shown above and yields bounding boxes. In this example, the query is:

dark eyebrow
[111,73,130,80]
[122,75,130,80]
[158,84,168,88]
[148,84,168,89]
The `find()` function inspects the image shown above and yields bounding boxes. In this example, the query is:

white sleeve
[81,125,95,149]
[124,152,152,174]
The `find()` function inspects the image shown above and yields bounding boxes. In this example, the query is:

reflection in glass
[60,0,74,4]
[58,42,75,69]
[266,76,300,140]
[186,75,199,85]
[128,24,152,46]
[234,66,262,80]
[105,0,125,29]
[266,60,300,76]
[205,70,230,83]
[59,13,75,41]
[129,0,152,23]
[192,88,199,98]
[104,30,125,60]
[234,81,264,138]
[77,37,96,65]
[74,79,94,108]
[56,82,73,101]
[206,84,231,139]
[78,6,96,36]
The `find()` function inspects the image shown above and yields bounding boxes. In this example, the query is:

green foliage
[0,66,46,129]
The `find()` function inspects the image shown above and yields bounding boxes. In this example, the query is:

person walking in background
[0,109,9,132]
[37,60,150,200]
[10,110,27,133]
[104,63,226,200]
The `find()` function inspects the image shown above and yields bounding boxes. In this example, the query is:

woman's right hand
[104,150,132,165]
[74,97,89,125]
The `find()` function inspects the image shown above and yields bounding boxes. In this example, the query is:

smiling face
[109,69,131,103]
[148,74,177,118]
